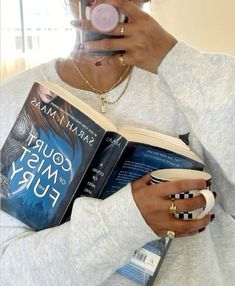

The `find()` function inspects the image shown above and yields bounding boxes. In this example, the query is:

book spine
[1,82,107,230]
[77,131,127,198]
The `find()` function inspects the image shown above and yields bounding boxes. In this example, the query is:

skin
[132,174,213,238]
[59,0,215,238]
[83,0,178,73]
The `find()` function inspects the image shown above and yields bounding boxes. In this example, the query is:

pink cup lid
[90,4,119,33]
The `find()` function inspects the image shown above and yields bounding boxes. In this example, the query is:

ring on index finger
[120,26,124,36]
[119,54,126,66]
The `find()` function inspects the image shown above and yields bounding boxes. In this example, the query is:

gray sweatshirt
[0,42,235,286]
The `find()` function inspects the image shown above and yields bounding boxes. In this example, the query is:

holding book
[1,81,214,285]
[1,1,234,286]
[1,81,205,231]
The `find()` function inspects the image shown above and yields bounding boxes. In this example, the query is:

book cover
[0,82,106,230]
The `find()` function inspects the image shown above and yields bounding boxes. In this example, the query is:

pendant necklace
[70,58,133,113]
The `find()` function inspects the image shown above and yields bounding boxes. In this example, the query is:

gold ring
[119,54,126,66]
[169,200,177,215]
[166,230,175,238]
[120,26,124,36]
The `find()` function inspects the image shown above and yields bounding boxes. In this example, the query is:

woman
[0,0,234,285]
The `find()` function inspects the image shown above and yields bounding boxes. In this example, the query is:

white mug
[151,169,215,220]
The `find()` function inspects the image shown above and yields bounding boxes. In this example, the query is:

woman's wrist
[152,35,178,74]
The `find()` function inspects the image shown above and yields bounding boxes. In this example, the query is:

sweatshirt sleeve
[158,42,235,216]
[0,184,157,286]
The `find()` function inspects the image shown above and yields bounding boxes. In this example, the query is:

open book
[0,81,204,285]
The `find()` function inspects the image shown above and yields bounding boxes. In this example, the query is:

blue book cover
[0,81,107,230]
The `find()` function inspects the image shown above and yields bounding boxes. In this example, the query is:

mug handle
[196,189,215,219]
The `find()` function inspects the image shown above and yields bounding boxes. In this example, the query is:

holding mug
[151,169,215,220]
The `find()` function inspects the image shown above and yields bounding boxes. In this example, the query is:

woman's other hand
[84,0,178,73]
[131,174,214,238]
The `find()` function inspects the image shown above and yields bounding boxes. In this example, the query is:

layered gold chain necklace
[70,58,133,113]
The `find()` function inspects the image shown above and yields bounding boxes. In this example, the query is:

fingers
[71,0,177,73]
[169,194,207,213]
[108,22,129,37]
[131,174,150,192]
[132,175,216,239]
[150,179,212,214]
[84,39,134,67]
[133,178,209,214]
[169,214,211,233]
[158,229,205,238]
[71,19,129,36]
[150,179,207,197]
[151,213,214,238]
[92,52,132,67]
[85,37,129,52]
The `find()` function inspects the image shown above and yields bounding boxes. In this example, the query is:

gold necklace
[70,58,133,113]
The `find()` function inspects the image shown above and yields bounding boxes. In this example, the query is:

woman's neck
[57,52,131,93]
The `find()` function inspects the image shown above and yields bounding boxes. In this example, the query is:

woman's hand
[83,0,178,73]
[131,174,214,238]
